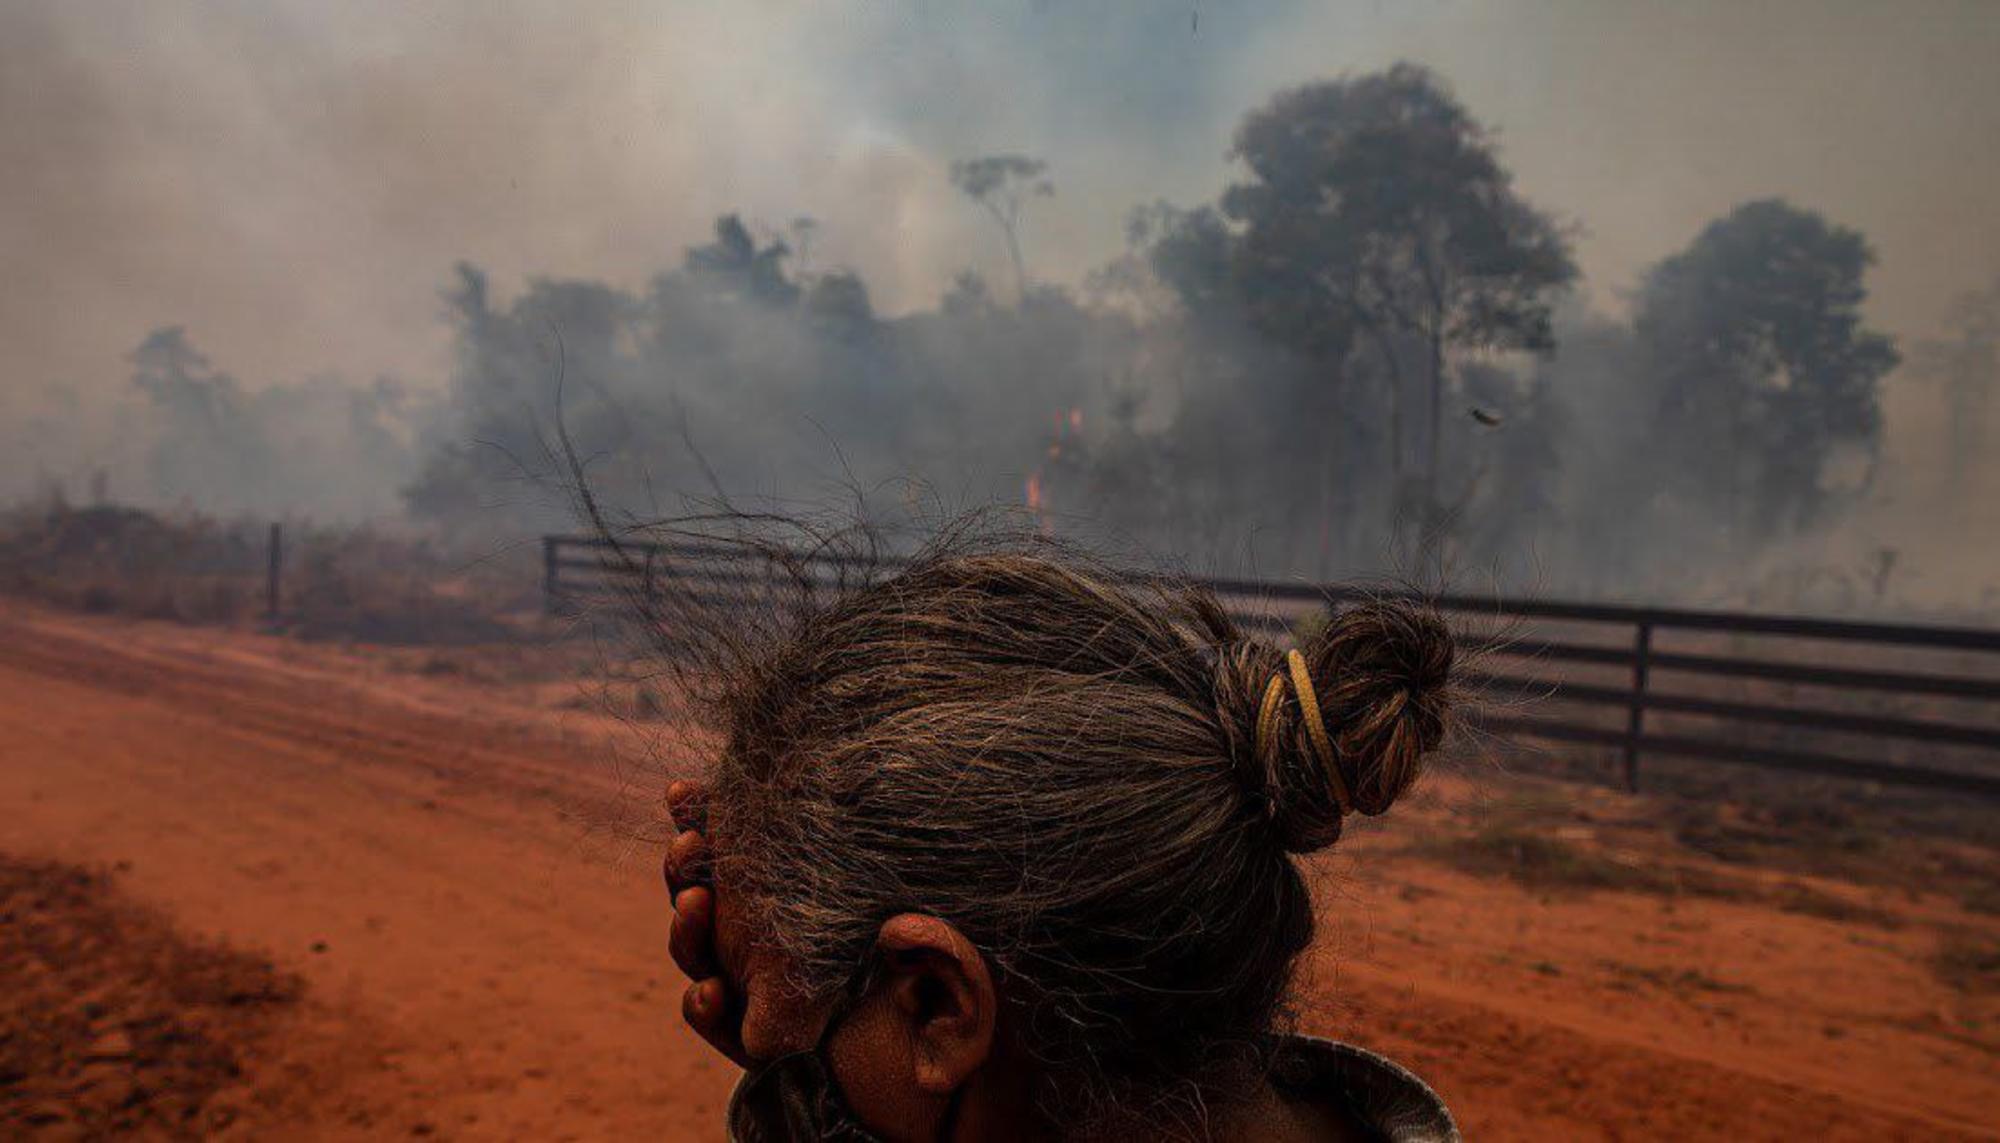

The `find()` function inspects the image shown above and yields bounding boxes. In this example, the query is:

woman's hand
[665,779,751,1067]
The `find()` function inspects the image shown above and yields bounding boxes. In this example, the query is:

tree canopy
[1635,198,1899,534]
[950,155,1054,299]
[1220,63,1577,531]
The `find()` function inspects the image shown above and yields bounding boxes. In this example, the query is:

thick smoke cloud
[2,1,1996,611]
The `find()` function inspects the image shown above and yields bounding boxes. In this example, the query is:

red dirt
[0,855,303,1140]
[0,599,1993,1140]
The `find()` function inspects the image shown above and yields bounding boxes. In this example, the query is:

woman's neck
[1218,1076,1371,1142]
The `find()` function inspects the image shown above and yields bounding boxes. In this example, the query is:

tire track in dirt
[0,607,678,859]
[0,609,600,792]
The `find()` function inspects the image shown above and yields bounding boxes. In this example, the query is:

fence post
[1623,619,1653,792]
[543,536,560,615]
[265,522,283,620]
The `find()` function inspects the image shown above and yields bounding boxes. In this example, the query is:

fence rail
[542,534,2000,800]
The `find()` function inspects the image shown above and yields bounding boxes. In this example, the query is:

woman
[654,542,1461,1141]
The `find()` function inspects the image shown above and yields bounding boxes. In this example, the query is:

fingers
[672,899,752,1069]
[663,827,712,896]
[682,976,752,1068]
[666,779,747,1069]
[669,884,718,979]
[667,779,708,833]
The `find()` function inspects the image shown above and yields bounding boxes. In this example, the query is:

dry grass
[1599,960,1754,997]
[1405,793,1908,929]
[1932,929,2000,994]
[0,503,541,646]
[1408,822,1677,895]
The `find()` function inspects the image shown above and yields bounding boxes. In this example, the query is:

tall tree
[949,155,1054,301]
[1635,199,1900,536]
[1221,63,1576,534]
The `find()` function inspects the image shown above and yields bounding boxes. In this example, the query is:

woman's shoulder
[1269,1035,1461,1143]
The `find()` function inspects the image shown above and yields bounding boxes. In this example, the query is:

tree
[1914,276,1999,496]
[1221,63,1576,533]
[128,326,265,506]
[1127,202,1238,320]
[805,271,875,341]
[940,269,996,319]
[1635,199,1900,535]
[684,214,800,306]
[126,327,416,519]
[949,155,1053,301]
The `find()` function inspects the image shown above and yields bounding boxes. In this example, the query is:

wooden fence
[543,534,2000,799]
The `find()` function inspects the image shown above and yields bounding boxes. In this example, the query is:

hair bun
[1221,600,1455,854]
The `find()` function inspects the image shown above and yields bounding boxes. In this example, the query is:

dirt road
[0,601,1993,1140]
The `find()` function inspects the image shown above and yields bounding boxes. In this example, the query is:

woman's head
[668,538,1455,1136]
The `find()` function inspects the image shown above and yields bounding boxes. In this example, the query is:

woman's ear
[874,913,997,1093]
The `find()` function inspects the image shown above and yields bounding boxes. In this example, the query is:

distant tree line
[91,62,1975,602]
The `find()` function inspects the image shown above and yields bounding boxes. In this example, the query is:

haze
[2,0,1996,610]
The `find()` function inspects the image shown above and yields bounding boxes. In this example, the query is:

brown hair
[629,523,1455,1132]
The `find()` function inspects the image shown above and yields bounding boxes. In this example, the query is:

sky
[3,0,1997,402]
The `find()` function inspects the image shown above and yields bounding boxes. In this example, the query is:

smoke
[402,228,1127,542]
[3,1,1997,610]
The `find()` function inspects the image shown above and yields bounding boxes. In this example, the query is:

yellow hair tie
[1254,649,1353,816]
